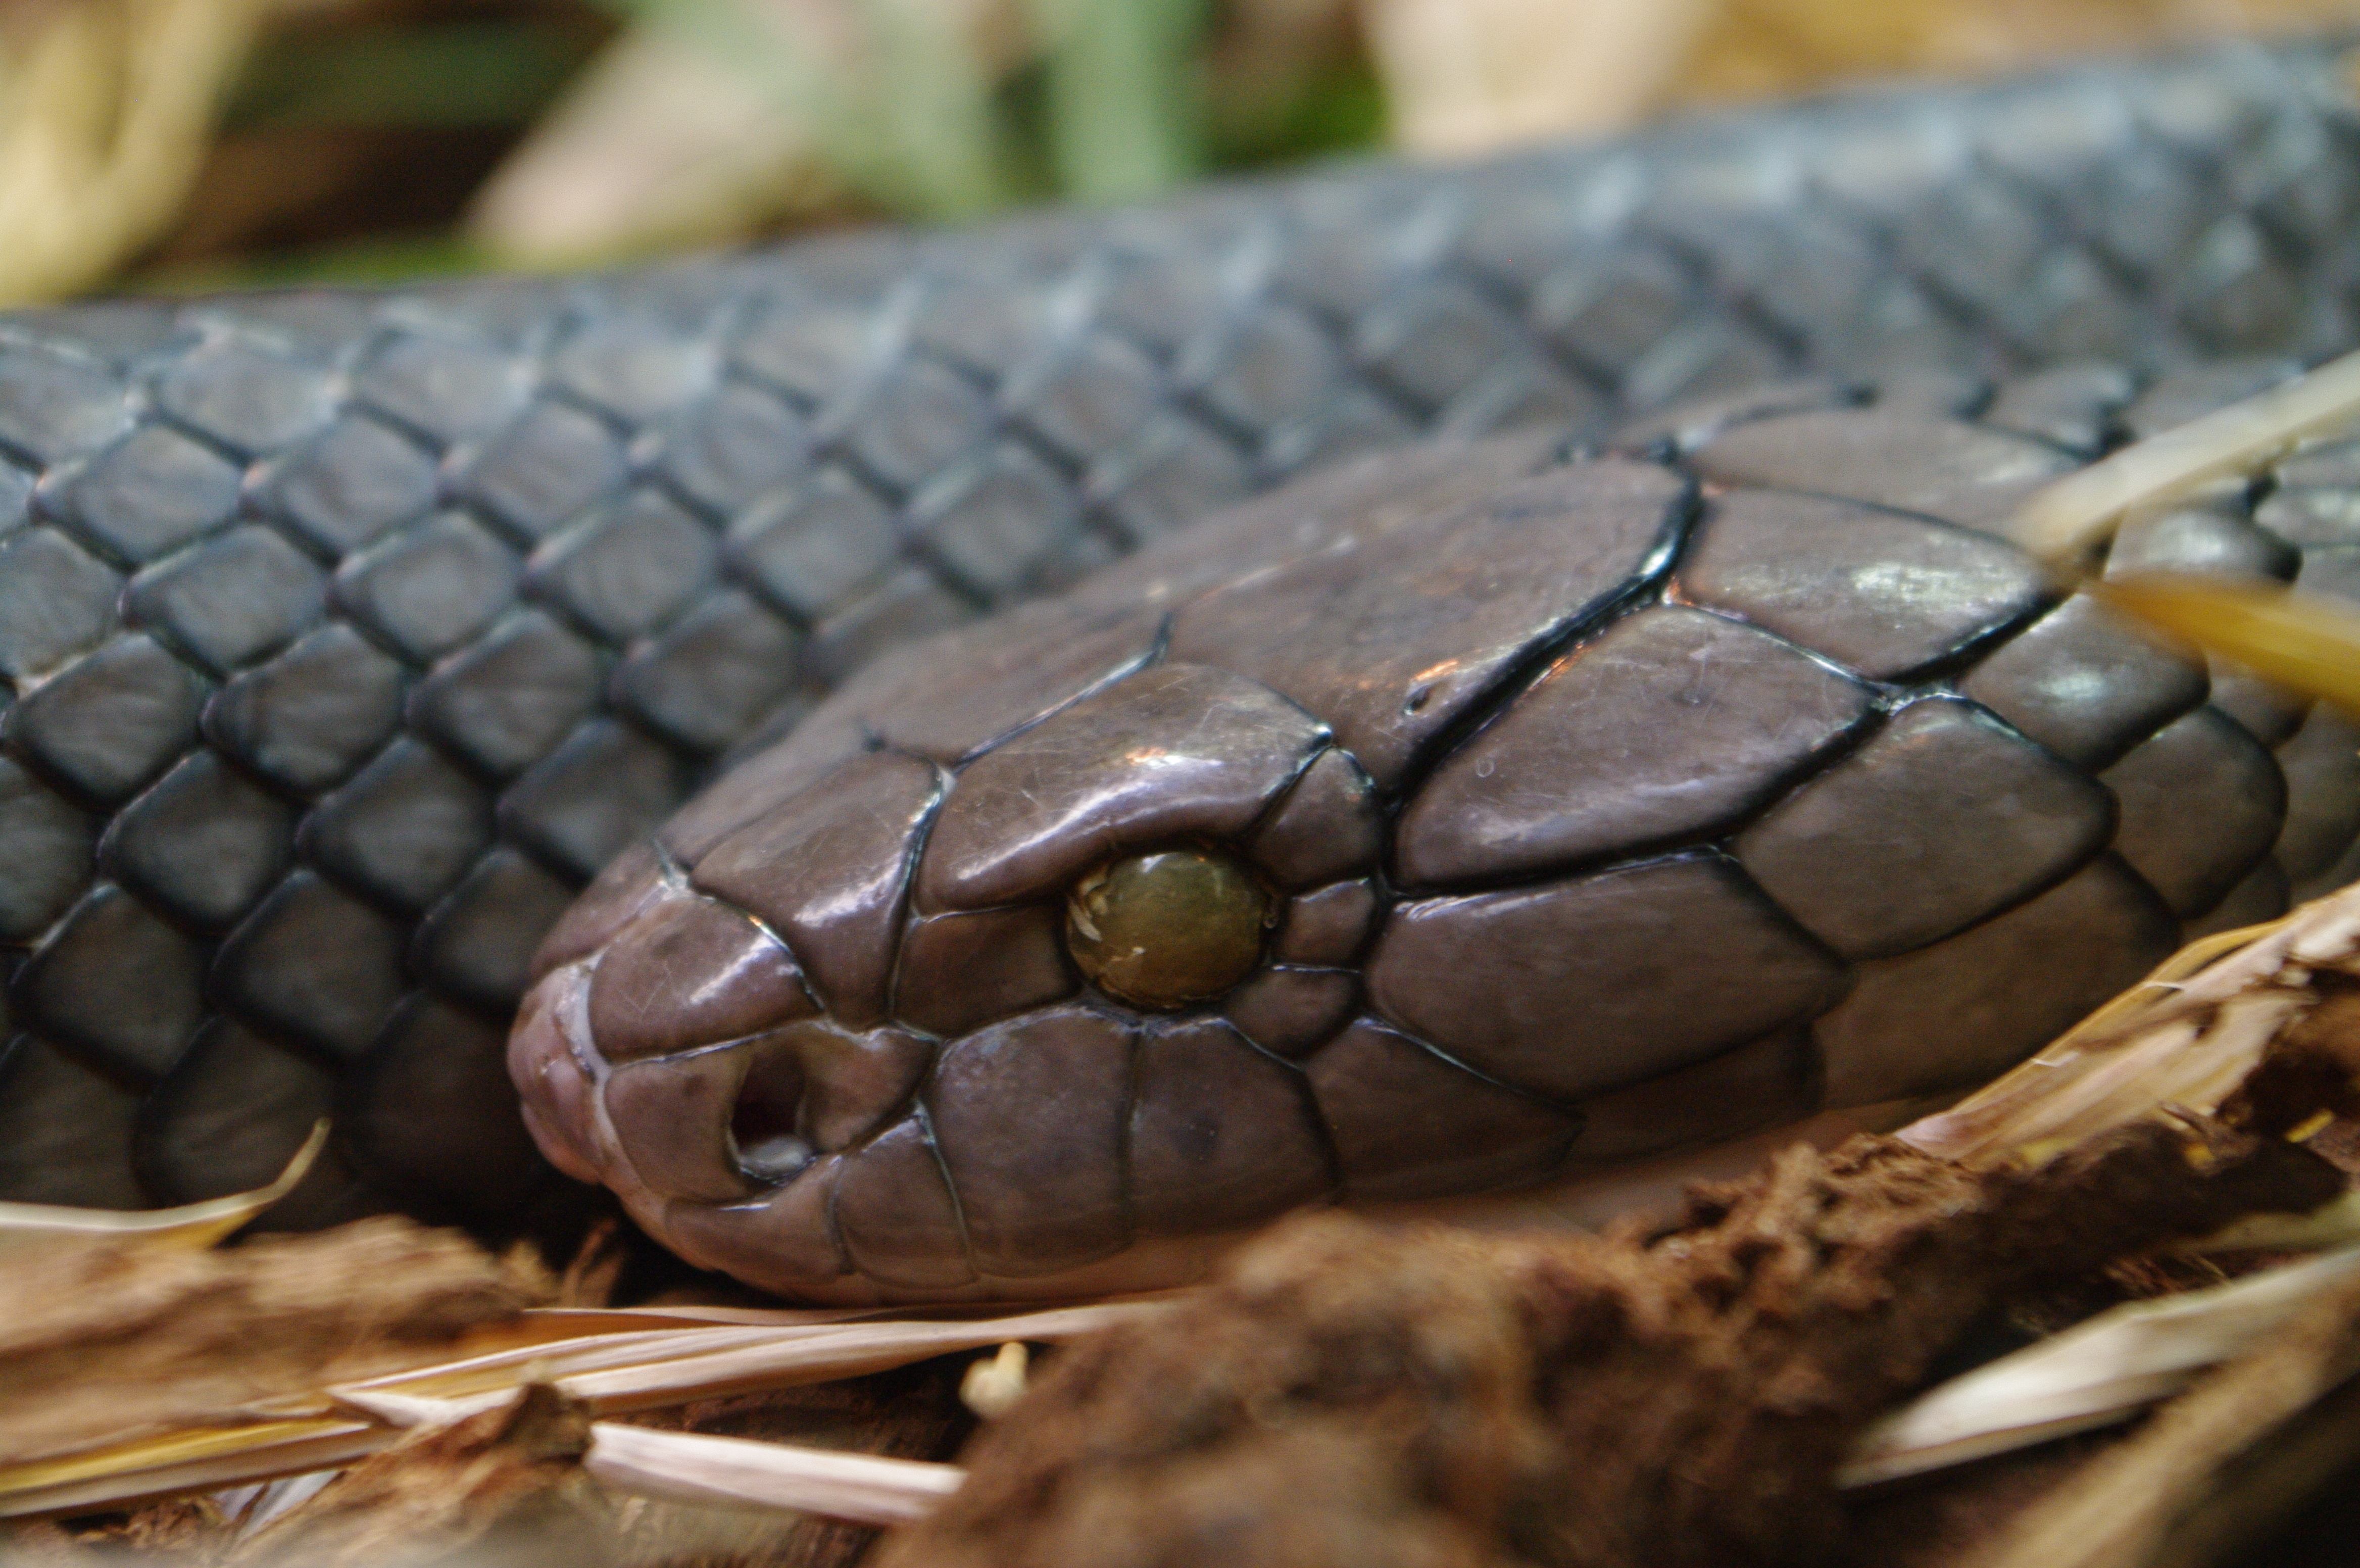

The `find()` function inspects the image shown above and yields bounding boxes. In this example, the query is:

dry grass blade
[2007,346,2360,565]
[1900,878,2360,1168]
[581,1421,962,1526]
[1842,1244,2360,1485]
[1950,1250,2360,1568]
[2093,575,2360,722]
[0,1121,327,1254]
[332,1299,1171,1418]
[2,1298,1170,1520]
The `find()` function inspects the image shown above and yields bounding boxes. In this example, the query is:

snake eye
[1066,847,1271,1009]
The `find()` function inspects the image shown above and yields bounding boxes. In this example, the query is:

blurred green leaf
[131,234,518,295]
[1206,55,1386,170]
[226,22,595,131]
[608,0,1023,220]
[1034,0,1210,203]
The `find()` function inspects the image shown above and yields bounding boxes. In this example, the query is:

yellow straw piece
[2091,575,2360,719]
[0,1120,327,1255]
[2007,347,2360,565]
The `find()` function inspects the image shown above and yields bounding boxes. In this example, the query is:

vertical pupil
[1066,848,1270,1009]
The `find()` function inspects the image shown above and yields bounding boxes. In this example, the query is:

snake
[5,38,2360,1301]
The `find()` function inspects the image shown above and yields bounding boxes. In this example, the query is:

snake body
[3,42,2360,1276]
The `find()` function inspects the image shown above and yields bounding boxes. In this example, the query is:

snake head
[512,421,2168,1302]
[511,628,1405,1299]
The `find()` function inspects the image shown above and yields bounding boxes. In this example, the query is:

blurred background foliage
[7,0,2360,306]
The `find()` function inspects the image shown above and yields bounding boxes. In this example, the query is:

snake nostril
[730,1050,814,1186]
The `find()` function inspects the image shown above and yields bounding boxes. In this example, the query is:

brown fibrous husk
[0,1216,551,1466]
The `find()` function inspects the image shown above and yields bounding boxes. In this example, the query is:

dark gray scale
[2272,707,2360,890]
[546,318,721,426]
[1734,698,2117,959]
[349,334,532,448]
[126,526,327,676]
[450,401,632,546]
[906,445,1096,602]
[103,750,294,932]
[2099,707,2286,919]
[611,591,808,758]
[1677,490,2049,679]
[1955,594,2208,770]
[2188,860,2290,939]
[0,346,134,466]
[524,490,717,644]
[0,758,95,941]
[211,871,410,1061]
[0,528,121,682]
[147,340,333,458]
[51,426,243,567]
[497,720,694,882]
[411,850,580,1016]
[204,625,408,795]
[333,513,522,664]
[136,1021,347,1224]
[254,417,439,560]
[821,357,995,495]
[1397,607,1875,886]
[653,383,814,517]
[998,332,1165,467]
[1174,303,1343,441]
[300,739,495,916]
[342,996,558,1224]
[1352,279,1535,413]
[0,1035,144,1207]
[1086,411,1254,545]
[7,635,206,806]
[14,884,206,1079]
[726,466,903,622]
[409,611,603,780]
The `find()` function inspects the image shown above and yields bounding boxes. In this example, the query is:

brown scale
[511,394,2360,1303]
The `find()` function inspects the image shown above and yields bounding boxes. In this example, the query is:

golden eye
[1066,847,1270,1009]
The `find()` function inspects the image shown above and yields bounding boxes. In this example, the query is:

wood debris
[876,1121,2342,1568]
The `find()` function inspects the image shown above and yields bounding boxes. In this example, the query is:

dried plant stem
[1952,1259,2360,1568]
[580,1422,962,1527]
[1900,879,2360,1168]
[2007,347,2360,565]
[1,1300,1167,1520]
[1843,1245,2360,1485]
